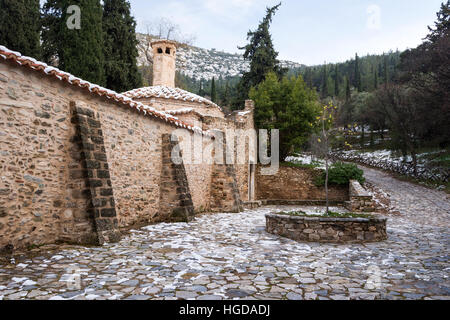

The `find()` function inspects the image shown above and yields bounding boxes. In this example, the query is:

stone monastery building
[0,40,257,252]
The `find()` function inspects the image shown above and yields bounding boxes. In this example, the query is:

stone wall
[0,59,229,251]
[158,134,194,222]
[209,131,243,213]
[256,166,349,202]
[266,213,387,243]
[346,180,375,212]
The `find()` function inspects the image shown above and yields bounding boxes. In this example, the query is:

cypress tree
[345,76,351,102]
[42,0,105,86]
[321,63,328,98]
[374,70,378,89]
[383,55,389,86]
[223,80,230,106]
[103,0,142,92]
[234,2,284,109]
[0,0,41,58]
[354,53,362,92]
[210,77,217,103]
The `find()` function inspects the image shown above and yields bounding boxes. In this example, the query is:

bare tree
[137,18,196,67]
[310,103,355,214]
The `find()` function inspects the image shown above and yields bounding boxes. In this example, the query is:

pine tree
[42,0,105,86]
[103,0,142,92]
[210,77,217,103]
[426,1,449,43]
[234,2,284,109]
[0,0,41,58]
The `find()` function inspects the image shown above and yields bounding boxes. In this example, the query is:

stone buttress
[209,131,243,213]
[158,133,195,222]
[70,102,121,244]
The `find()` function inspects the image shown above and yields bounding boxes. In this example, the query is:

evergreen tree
[334,65,339,96]
[234,2,284,110]
[425,1,449,43]
[383,54,389,86]
[0,0,41,58]
[305,68,313,89]
[42,0,105,86]
[354,53,362,92]
[210,77,217,102]
[103,0,142,92]
[249,72,321,160]
[374,70,378,89]
[321,63,328,98]
[345,76,351,102]
[223,80,230,106]
[198,79,206,96]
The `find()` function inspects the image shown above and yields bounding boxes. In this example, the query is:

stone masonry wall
[346,180,376,212]
[256,166,349,202]
[266,213,388,243]
[158,134,194,222]
[0,59,217,250]
[209,131,242,213]
[70,102,121,244]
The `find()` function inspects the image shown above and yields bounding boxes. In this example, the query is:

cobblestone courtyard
[0,167,448,300]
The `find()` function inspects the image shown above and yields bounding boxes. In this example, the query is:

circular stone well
[266,213,387,243]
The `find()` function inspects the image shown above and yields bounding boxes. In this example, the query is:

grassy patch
[278,211,374,219]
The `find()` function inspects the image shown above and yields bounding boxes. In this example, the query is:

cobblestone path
[0,167,448,300]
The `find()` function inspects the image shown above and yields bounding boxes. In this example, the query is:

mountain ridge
[137,33,304,81]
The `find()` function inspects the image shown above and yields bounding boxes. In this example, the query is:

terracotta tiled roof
[164,108,195,115]
[0,45,210,136]
[122,86,222,111]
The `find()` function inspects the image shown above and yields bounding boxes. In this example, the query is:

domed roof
[122,85,222,111]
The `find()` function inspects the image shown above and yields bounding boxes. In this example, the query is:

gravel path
[0,167,448,300]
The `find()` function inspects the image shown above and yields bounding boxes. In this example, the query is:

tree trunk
[325,154,329,215]
[370,130,374,149]
[411,150,418,176]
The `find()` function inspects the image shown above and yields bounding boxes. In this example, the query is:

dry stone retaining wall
[266,213,387,243]
[257,166,349,202]
[346,180,375,212]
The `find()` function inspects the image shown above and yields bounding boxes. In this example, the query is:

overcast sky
[129,0,443,65]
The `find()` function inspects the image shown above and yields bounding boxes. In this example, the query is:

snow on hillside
[137,34,303,80]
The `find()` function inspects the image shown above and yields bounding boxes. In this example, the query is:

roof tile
[0,45,211,137]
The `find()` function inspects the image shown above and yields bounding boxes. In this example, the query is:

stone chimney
[151,39,177,87]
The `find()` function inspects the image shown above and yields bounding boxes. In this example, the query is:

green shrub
[314,162,365,186]
[282,161,321,170]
